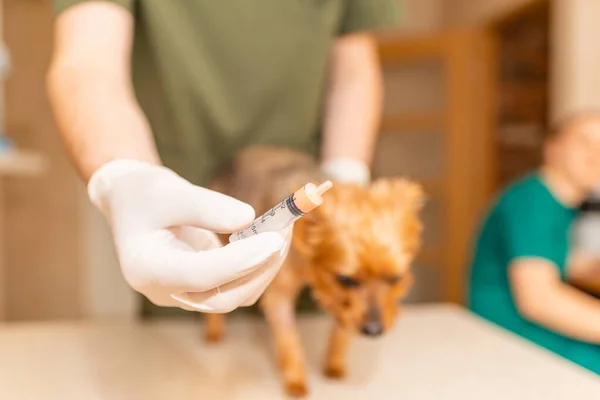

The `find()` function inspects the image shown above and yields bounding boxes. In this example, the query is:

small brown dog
[204,146,424,397]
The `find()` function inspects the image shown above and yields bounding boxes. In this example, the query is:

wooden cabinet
[493,0,549,188]
[374,29,495,304]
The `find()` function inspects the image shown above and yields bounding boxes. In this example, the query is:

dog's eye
[336,275,360,288]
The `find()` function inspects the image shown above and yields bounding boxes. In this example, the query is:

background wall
[551,0,600,122]
[397,0,444,33]
[3,0,134,320]
[4,0,83,320]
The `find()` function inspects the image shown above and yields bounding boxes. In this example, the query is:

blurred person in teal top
[468,112,600,374]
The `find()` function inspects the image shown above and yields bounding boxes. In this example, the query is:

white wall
[551,0,600,122]
[80,193,137,318]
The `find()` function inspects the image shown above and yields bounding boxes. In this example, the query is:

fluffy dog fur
[204,146,424,397]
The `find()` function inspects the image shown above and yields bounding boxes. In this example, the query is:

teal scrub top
[468,172,600,374]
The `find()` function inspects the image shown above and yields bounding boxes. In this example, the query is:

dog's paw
[285,380,308,397]
[324,364,346,379]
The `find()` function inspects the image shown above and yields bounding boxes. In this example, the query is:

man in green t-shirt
[468,113,600,373]
[47,1,397,314]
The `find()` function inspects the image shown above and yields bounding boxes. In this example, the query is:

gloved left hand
[322,158,371,186]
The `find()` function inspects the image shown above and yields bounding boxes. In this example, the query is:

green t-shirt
[54,0,399,186]
[468,173,600,374]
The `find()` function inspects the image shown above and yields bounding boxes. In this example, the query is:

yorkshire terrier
[204,146,424,397]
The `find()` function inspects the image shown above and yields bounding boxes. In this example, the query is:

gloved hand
[322,158,371,186]
[88,159,292,313]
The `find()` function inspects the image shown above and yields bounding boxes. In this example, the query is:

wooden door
[374,29,496,304]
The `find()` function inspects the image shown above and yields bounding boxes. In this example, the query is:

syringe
[229,180,333,243]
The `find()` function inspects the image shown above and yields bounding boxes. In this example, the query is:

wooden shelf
[381,113,444,133]
[377,30,450,62]
[0,149,47,176]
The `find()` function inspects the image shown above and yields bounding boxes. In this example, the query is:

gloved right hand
[87,159,290,313]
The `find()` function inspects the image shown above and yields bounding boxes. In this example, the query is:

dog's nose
[360,321,383,337]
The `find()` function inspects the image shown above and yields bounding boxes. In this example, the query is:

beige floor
[0,304,599,399]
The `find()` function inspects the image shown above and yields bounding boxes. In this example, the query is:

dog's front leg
[324,325,351,379]
[260,279,307,397]
[204,313,225,342]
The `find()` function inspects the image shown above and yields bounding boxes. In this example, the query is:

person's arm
[510,258,600,343]
[46,1,289,313]
[320,33,382,184]
[501,196,600,343]
[320,0,398,185]
[47,1,160,182]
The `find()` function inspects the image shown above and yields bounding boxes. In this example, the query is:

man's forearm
[47,64,160,183]
[321,34,382,168]
[520,282,600,344]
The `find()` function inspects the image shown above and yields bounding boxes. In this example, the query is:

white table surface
[0,304,598,399]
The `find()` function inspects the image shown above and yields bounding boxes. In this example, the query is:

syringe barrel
[229,193,305,242]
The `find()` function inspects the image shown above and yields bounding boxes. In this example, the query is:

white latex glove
[88,159,292,313]
[322,158,371,186]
